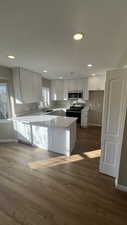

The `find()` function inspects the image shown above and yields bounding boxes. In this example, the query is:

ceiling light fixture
[43,70,47,73]
[8,55,15,59]
[59,76,63,79]
[73,33,84,40]
[92,73,96,76]
[88,64,93,68]
[123,64,127,69]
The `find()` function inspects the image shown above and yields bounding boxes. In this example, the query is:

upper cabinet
[51,80,64,100]
[13,68,42,104]
[51,78,88,101]
[88,75,106,91]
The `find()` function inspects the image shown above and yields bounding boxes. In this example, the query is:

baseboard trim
[116,183,127,192]
[81,125,88,128]
[0,139,17,143]
[99,162,116,177]
[88,123,102,127]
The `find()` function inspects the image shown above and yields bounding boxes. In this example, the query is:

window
[0,83,9,119]
[42,87,50,107]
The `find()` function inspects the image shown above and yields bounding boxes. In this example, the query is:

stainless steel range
[66,105,84,123]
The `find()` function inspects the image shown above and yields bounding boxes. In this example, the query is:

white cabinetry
[32,121,76,156]
[81,106,89,128]
[32,126,52,150]
[14,121,32,144]
[13,68,42,104]
[14,117,77,156]
[88,75,106,90]
[32,72,42,102]
[51,78,88,101]
[80,79,89,100]
[51,80,64,100]
[20,69,33,103]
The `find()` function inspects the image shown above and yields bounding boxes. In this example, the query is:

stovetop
[67,106,84,112]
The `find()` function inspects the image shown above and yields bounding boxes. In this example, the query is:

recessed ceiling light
[59,76,63,79]
[73,33,84,40]
[123,64,127,69]
[8,55,15,59]
[43,70,47,73]
[88,64,93,68]
[92,73,96,76]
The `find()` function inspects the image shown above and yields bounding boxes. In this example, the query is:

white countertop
[15,107,68,117]
[13,115,77,128]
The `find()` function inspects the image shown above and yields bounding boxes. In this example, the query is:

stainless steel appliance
[68,91,83,100]
[66,105,84,123]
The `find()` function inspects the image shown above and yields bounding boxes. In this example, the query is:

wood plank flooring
[0,126,127,225]
[73,125,101,154]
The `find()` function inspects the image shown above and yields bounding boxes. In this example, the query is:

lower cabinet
[81,114,88,128]
[14,121,32,144]
[32,124,76,156]
[14,119,77,156]
[81,107,89,128]
[32,125,52,150]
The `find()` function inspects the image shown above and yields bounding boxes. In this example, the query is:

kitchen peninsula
[13,115,77,156]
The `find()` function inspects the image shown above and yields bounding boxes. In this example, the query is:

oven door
[66,110,81,123]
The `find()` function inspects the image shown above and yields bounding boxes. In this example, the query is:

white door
[100,69,127,177]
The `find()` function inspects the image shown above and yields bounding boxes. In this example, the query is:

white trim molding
[0,139,17,143]
[115,178,127,192]
[88,123,102,127]
[100,162,116,177]
[116,184,127,192]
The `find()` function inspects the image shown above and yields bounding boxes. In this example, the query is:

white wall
[0,120,16,142]
[117,110,127,191]
[88,75,106,90]
[0,66,16,141]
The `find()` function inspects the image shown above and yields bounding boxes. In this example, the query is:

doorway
[88,90,104,127]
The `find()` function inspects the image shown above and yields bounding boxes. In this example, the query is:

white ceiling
[0,0,127,79]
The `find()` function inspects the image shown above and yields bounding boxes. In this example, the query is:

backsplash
[14,102,39,115]
[51,100,72,108]
[14,99,88,116]
[51,99,88,109]
[51,100,81,108]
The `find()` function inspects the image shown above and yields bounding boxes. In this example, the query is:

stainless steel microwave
[68,92,83,99]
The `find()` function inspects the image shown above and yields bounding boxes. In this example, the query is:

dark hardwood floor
[73,125,101,154]
[0,126,127,225]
